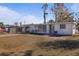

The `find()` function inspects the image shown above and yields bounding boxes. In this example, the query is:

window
[60,24,66,29]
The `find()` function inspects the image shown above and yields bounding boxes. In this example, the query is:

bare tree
[51,3,74,22]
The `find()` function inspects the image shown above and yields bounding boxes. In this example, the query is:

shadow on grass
[23,50,33,56]
[37,40,79,50]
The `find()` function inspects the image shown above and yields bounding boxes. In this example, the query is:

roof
[21,22,77,27]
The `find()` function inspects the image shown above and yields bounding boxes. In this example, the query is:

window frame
[60,24,66,29]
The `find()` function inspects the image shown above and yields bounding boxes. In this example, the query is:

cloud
[0,6,43,25]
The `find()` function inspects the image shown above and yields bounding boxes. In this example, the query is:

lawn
[0,34,79,56]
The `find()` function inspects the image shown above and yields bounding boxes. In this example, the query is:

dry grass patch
[0,34,79,55]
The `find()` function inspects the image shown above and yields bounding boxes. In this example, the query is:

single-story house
[22,22,77,35]
[48,22,77,35]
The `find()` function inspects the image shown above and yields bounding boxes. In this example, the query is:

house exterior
[22,22,77,35]
[21,24,48,34]
[50,22,77,35]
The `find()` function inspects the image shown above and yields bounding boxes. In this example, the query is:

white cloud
[0,6,43,25]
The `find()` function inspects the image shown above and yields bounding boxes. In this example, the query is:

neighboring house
[4,25,18,34]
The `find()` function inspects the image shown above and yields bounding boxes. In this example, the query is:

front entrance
[49,24,54,34]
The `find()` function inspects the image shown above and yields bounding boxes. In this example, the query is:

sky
[0,3,78,25]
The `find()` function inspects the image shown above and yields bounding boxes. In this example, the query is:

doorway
[49,24,54,34]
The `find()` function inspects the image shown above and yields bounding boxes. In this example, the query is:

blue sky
[0,3,42,16]
[0,3,78,25]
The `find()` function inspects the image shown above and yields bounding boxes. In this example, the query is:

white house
[48,22,77,35]
[22,22,77,35]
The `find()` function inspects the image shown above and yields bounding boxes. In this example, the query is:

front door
[49,24,54,34]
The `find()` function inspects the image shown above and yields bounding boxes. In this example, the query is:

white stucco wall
[72,23,76,34]
[54,22,76,35]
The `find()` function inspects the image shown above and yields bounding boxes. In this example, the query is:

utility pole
[42,3,48,33]
[42,3,48,24]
